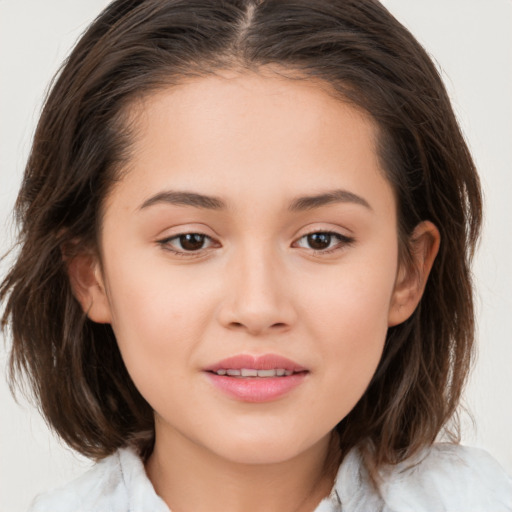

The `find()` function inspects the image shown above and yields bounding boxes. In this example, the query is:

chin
[207,430,328,466]
[219,445,303,466]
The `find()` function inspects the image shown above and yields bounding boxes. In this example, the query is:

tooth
[218,368,294,378]
[257,369,277,377]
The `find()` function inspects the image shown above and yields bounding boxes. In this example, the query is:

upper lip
[204,354,307,372]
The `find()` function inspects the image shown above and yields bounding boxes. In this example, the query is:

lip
[204,353,307,373]
[203,353,308,403]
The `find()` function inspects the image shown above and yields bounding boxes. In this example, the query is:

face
[79,70,424,466]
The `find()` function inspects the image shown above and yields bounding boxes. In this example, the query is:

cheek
[304,249,396,342]
[312,281,389,369]
[300,254,397,413]
[103,258,215,379]
[102,269,212,417]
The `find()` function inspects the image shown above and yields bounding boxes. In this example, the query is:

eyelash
[295,230,355,254]
[157,230,355,258]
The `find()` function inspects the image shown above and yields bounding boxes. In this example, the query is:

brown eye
[178,233,207,251]
[295,231,354,254]
[306,233,332,250]
[158,232,216,255]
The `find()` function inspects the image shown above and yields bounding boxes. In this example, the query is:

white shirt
[29,443,512,511]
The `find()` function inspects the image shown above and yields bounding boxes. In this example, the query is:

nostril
[226,320,291,334]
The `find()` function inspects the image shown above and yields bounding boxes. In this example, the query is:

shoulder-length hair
[1,0,482,473]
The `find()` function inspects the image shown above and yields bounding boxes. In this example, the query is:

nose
[216,246,297,336]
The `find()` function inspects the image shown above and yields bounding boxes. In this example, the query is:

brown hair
[1,0,482,475]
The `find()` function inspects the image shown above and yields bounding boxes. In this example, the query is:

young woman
[1,1,511,510]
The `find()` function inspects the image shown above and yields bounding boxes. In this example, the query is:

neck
[145,428,340,512]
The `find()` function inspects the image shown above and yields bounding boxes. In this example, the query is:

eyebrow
[288,189,372,212]
[139,189,372,212]
[140,191,226,210]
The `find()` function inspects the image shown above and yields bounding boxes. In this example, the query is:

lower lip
[205,372,307,403]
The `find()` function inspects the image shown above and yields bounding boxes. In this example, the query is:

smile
[204,354,308,402]
[213,368,294,377]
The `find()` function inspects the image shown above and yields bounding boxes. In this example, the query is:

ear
[388,221,440,327]
[64,249,112,324]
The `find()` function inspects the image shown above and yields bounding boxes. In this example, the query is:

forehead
[131,68,376,156]
[105,69,393,217]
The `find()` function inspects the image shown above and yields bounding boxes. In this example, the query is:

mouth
[204,354,308,402]
[210,368,296,377]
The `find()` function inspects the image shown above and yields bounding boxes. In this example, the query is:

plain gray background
[1,1,511,511]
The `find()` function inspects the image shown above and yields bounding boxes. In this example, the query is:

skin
[70,69,439,512]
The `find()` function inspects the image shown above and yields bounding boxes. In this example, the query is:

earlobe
[64,249,112,324]
[388,221,440,327]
